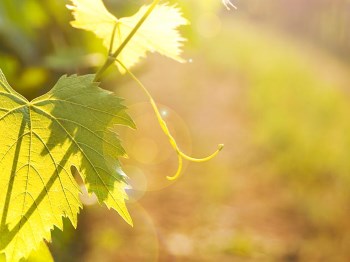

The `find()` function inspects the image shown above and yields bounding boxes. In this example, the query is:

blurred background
[1,0,350,261]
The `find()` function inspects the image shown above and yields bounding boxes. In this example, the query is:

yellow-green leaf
[1,241,53,262]
[24,242,53,262]
[0,70,135,261]
[68,0,189,73]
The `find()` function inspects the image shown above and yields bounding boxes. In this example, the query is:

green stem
[94,0,161,81]
[108,23,118,55]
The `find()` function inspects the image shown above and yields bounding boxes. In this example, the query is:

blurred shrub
[238,0,350,61]
[204,18,350,259]
[0,0,130,99]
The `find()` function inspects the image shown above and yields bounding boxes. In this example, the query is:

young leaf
[0,70,134,261]
[67,0,189,73]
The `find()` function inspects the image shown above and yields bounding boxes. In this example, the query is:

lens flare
[119,102,192,191]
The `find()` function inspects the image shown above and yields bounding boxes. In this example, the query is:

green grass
[201,18,350,259]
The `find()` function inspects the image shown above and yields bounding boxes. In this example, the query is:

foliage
[0,0,224,260]
[68,0,189,73]
[0,71,133,261]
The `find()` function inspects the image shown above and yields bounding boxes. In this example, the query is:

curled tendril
[115,59,224,181]
[101,4,223,180]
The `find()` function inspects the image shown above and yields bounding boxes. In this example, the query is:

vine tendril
[98,0,224,180]
[115,59,224,180]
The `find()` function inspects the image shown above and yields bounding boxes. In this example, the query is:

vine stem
[93,0,224,180]
[116,59,224,181]
[94,0,161,81]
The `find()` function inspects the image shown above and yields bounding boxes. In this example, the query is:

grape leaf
[67,0,188,73]
[23,242,53,262]
[0,70,135,261]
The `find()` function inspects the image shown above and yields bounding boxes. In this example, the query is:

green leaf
[0,70,135,261]
[68,0,188,73]
[1,241,53,262]
[23,242,53,262]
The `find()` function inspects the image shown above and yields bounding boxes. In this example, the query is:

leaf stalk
[94,0,161,81]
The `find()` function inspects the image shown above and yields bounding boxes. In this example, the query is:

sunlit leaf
[0,70,134,261]
[68,0,188,73]
[25,241,53,262]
